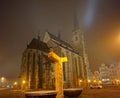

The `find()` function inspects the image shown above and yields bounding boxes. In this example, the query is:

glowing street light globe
[14,82,18,85]
[88,80,91,83]
[22,80,26,84]
[1,77,5,83]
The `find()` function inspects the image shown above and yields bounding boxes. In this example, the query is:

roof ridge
[47,32,73,48]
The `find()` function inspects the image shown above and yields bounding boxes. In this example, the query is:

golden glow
[22,80,26,84]
[1,77,5,81]
[79,79,83,82]
[93,80,96,83]
[98,80,102,84]
[14,82,18,85]
[1,77,5,82]
[116,33,120,43]
[114,33,120,49]
[88,80,91,83]
[116,79,119,82]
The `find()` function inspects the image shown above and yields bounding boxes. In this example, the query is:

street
[79,85,120,98]
[0,85,120,98]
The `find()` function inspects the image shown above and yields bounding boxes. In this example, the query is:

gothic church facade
[20,31,89,90]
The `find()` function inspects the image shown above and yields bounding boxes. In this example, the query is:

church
[20,28,90,90]
[19,7,90,89]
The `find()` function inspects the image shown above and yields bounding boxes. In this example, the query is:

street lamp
[79,79,83,87]
[0,77,6,87]
[79,79,83,83]
[13,81,18,89]
[87,80,91,87]
[22,80,26,89]
[22,80,26,84]
[93,80,97,83]
[98,80,102,84]
[1,77,5,82]
[88,80,91,83]
[14,82,18,85]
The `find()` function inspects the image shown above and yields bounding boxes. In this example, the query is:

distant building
[98,63,119,84]
[109,64,116,84]
[113,64,120,85]
[92,62,120,85]
[99,63,110,84]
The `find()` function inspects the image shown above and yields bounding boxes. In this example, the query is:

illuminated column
[48,51,67,98]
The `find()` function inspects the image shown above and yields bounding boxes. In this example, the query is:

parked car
[90,84,103,89]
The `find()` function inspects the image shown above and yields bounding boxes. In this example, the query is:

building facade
[99,63,110,84]
[20,31,90,90]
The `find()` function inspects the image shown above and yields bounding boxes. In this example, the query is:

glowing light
[79,79,83,82]
[98,80,102,84]
[1,77,5,82]
[14,82,18,85]
[115,33,120,45]
[22,80,26,84]
[88,80,91,83]
[93,80,96,83]
[116,79,119,82]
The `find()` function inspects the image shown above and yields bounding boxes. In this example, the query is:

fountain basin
[25,90,57,98]
[64,88,83,97]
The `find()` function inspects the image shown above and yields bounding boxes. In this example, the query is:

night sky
[0,0,120,80]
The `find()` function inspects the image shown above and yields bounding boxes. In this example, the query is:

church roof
[27,37,49,52]
[47,32,73,49]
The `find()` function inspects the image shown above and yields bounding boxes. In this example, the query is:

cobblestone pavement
[0,85,120,98]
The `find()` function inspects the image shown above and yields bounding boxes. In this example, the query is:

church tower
[72,2,84,55]
[72,4,90,83]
